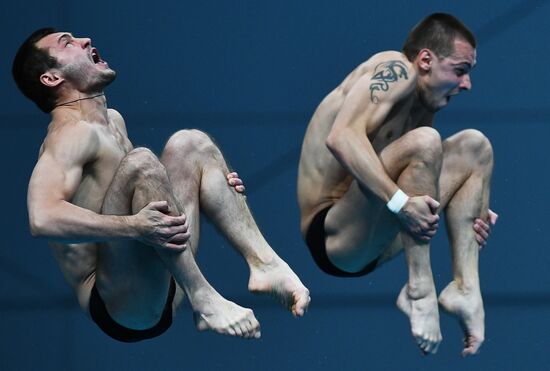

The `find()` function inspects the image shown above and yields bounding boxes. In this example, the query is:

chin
[421,100,441,113]
[88,71,116,92]
[100,69,117,85]
[429,97,451,112]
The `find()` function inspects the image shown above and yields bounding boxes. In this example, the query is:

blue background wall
[2,1,550,370]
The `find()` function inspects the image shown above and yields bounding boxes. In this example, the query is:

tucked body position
[13,28,310,342]
[297,13,496,355]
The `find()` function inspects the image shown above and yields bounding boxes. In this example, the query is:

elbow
[29,217,45,238]
[29,212,53,238]
[325,129,345,158]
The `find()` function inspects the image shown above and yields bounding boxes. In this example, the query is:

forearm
[326,128,398,203]
[29,200,137,242]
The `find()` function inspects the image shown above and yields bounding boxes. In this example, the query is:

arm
[27,123,188,249]
[326,58,438,240]
[326,59,414,203]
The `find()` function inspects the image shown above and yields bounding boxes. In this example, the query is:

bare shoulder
[367,51,413,72]
[108,108,128,135]
[359,51,417,104]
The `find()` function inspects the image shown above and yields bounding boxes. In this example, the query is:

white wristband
[387,189,409,214]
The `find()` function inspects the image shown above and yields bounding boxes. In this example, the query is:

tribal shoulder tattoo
[369,60,409,104]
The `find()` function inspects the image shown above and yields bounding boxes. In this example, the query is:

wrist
[387,189,409,214]
[123,215,140,239]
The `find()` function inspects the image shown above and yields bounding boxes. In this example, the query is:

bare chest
[369,120,408,154]
[368,100,417,153]
[71,127,133,212]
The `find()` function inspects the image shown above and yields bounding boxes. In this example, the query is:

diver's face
[418,38,476,112]
[37,32,116,92]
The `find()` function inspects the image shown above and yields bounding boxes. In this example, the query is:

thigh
[324,179,400,272]
[323,130,424,271]
[95,150,173,326]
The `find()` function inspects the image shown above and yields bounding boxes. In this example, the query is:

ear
[39,71,64,88]
[417,49,434,72]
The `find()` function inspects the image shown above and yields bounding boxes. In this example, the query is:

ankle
[406,280,434,299]
[247,251,278,268]
[451,279,479,295]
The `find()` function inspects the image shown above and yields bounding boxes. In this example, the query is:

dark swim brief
[305,207,380,277]
[89,277,176,342]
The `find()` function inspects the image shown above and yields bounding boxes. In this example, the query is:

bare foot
[248,256,311,317]
[396,283,442,355]
[438,281,485,356]
[192,289,261,339]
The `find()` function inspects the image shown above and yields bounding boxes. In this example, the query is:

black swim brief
[89,277,176,342]
[305,207,380,277]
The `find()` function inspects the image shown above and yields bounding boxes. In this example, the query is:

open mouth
[91,47,104,64]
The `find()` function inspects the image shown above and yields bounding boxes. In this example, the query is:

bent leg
[324,126,443,354]
[99,148,260,338]
[161,129,310,316]
[437,129,493,356]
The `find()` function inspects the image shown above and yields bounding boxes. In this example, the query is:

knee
[407,127,443,164]
[455,129,493,167]
[164,129,217,158]
[124,147,165,178]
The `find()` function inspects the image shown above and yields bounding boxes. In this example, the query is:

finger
[165,225,188,237]
[479,222,490,234]
[228,178,244,187]
[425,196,440,213]
[475,218,490,231]
[429,214,440,224]
[235,185,245,193]
[148,200,169,212]
[163,242,187,251]
[166,215,187,226]
[475,233,484,245]
[419,235,431,242]
[425,229,437,237]
[170,232,191,244]
[227,172,239,179]
[488,210,498,225]
[474,224,489,240]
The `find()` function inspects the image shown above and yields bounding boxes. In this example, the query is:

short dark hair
[402,13,476,62]
[12,28,60,113]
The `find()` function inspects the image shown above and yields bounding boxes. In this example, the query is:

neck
[51,92,109,124]
[54,93,105,108]
[410,86,435,124]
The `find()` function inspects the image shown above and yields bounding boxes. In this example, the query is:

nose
[460,74,472,91]
[77,37,91,49]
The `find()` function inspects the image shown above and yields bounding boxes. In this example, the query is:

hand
[397,195,440,242]
[227,172,245,193]
[473,209,498,249]
[134,201,190,251]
